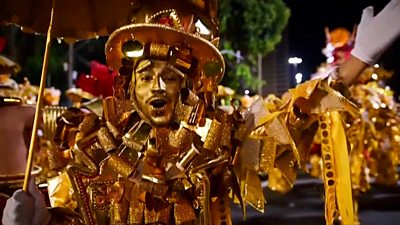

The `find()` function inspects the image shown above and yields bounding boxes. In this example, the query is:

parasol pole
[23,0,56,192]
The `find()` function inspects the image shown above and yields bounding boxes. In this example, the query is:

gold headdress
[105,0,224,94]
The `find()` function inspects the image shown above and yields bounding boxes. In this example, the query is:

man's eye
[141,74,153,81]
[163,73,178,82]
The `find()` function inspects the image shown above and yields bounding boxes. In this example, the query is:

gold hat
[66,88,95,107]
[0,55,21,104]
[105,0,224,90]
[0,72,21,106]
[0,55,21,75]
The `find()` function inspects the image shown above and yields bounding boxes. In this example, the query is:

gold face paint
[133,60,182,127]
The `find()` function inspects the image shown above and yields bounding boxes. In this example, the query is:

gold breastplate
[51,97,235,225]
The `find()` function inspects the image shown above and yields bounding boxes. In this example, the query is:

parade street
[232,174,400,225]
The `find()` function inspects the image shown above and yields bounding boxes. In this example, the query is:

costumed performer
[2,0,400,225]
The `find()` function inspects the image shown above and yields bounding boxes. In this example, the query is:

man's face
[133,60,182,127]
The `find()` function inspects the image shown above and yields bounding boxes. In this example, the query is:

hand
[2,178,51,225]
[351,0,400,65]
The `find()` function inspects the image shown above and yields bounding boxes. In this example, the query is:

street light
[288,57,302,85]
[288,57,302,65]
[295,73,303,84]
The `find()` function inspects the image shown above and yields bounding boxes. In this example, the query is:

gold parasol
[0,0,137,192]
[0,0,136,42]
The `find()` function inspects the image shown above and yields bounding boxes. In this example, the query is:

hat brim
[66,88,95,102]
[0,55,21,75]
[105,24,225,84]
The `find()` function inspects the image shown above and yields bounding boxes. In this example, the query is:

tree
[219,0,290,93]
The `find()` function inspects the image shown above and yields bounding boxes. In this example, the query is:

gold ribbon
[319,112,354,225]
[331,111,354,224]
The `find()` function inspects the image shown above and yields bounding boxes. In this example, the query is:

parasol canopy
[0,0,137,41]
[0,0,138,192]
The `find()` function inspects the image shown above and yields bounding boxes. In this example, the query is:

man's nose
[151,76,166,93]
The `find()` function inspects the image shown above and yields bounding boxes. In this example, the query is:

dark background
[283,0,400,97]
[1,0,399,98]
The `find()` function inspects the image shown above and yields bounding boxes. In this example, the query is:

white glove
[2,178,51,225]
[351,0,400,65]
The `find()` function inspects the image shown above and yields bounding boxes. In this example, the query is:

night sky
[283,0,400,95]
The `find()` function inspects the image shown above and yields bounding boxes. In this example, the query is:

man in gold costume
[2,0,400,225]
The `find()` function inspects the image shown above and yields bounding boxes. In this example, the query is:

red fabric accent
[310,143,321,156]
[332,44,353,65]
[0,37,6,53]
[76,61,116,97]
[76,74,98,96]
[364,149,371,161]
[158,16,174,27]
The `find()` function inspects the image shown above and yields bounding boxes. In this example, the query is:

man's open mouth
[150,98,167,109]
